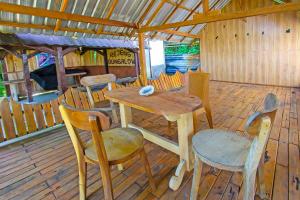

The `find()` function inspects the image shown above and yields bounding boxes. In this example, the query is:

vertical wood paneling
[200,0,300,87]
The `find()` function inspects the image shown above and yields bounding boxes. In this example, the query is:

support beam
[144,0,166,26]
[167,1,202,41]
[203,0,209,14]
[134,51,140,77]
[129,0,156,37]
[21,50,33,102]
[0,2,137,29]
[96,0,119,34]
[62,47,77,56]
[140,2,300,32]
[0,20,132,37]
[151,0,186,39]
[157,29,199,38]
[54,0,69,32]
[0,59,10,96]
[1,46,21,58]
[102,49,109,74]
[55,47,67,93]
[138,32,147,85]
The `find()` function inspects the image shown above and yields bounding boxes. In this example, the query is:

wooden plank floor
[0,81,299,200]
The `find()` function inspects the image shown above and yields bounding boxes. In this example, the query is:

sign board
[107,49,135,67]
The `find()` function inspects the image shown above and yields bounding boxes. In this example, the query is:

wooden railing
[0,72,184,144]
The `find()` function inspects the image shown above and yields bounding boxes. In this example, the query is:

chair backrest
[245,93,279,136]
[244,113,272,196]
[184,71,210,106]
[59,102,111,164]
[80,74,116,107]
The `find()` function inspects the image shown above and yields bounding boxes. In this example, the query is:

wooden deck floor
[0,81,299,200]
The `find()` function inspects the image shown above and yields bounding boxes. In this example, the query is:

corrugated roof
[0,33,140,49]
[0,0,231,43]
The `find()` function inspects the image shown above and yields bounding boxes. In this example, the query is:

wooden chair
[183,71,213,129]
[80,74,118,123]
[59,103,156,200]
[190,93,279,200]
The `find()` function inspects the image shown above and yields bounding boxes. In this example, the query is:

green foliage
[164,40,200,55]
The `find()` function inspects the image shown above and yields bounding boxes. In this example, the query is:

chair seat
[85,128,144,163]
[192,129,252,171]
[93,100,111,108]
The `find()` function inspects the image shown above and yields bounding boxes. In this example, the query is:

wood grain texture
[0,81,298,199]
[105,87,201,116]
[200,0,300,87]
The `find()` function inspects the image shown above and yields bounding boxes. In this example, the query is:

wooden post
[21,50,33,102]
[203,0,209,14]
[103,49,109,74]
[55,47,67,93]
[138,32,147,85]
[134,51,140,77]
[0,58,10,96]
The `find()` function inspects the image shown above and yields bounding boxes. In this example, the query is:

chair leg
[243,169,257,200]
[140,148,156,191]
[99,164,114,200]
[256,157,267,199]
[190,155,203,200]
[204,105,213,129]
[78,161,87,200]
[110,101,119,124]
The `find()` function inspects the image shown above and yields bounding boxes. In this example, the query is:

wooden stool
[190,93,279,200]
[59,103,156,200]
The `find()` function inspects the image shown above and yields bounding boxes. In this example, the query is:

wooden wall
[200,0,300,87]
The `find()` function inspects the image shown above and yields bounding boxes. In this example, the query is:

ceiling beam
[180,0,221,42]
[151,0,186,39]
[165,0,199,13]
[128,0,156,37]
[140,2,300,32]
[144,0,166,27]
[0,2,137,29]
[0,20,131,37]
[96,0,119,34]
[54,0,69,32]
[167,1,202,41]
[156,29,199,38]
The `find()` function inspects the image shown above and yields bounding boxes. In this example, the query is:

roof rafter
[128,0,157,37]
[180,0,221,42]
[164,0,199,13]
[54,0,69,32]
[151,0,186,39]
[156,29,199,38]
[140,2,300,32]
[167,1,202,41]
[144,0,166,27]
[96,0,119,34]
[0,2,137,29]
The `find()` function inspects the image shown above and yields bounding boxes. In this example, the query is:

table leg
[119,103,132,128]
[169,112,194,191]
[118,103,132,171]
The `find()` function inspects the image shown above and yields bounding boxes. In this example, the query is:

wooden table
[105,87,202,190]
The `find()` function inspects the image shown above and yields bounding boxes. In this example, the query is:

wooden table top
[104,87,202,116]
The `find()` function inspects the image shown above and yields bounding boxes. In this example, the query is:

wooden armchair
[184,71,213,130]
[59,103,156,200]
[80,74,118,123]
[190,93,279,200]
